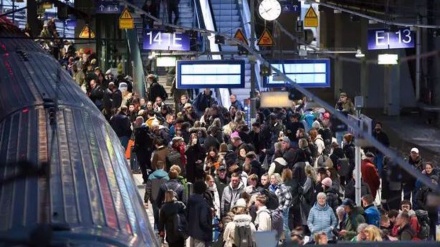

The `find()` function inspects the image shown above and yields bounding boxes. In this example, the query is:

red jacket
[361,159,380,198]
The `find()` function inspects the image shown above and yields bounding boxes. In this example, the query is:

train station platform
[366,109,440,162]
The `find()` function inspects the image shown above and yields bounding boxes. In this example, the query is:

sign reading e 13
[143,30,190,51]
[367,28,415,50]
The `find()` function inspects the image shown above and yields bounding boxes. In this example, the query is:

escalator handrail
[240,0,262,92]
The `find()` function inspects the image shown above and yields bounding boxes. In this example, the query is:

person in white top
[255,194,272,231]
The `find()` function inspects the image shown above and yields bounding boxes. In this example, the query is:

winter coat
[207,184,221,218]
[398,223,416,241]
[185,143,206,183]
[269,183,292,211]
[221,182,245,217]
[364,204,381,227]
[187,194,212,242]
[361,159,380,198]
[159,200,186,244]
[223,214,256,247]
[145,169,169,204]
[402,155,423,188]
[307,203,337,239]
[215,175,229,201]
[255,206,272,231]
[342,206,366,240]
[109,112,132,138]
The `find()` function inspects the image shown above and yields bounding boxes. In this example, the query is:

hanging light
[355,49,365,58]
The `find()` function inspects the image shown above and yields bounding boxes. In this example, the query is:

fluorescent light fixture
[368,20,378,24]
[260,92,291,108]
[355,49,365,58]
[334,10,342,14]
[156,56,177,67]
[378,54,398,65]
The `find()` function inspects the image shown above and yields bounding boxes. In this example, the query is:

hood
[149,169,169,179]
[313,202,331,211]
[233,214,253,226]
[229,181,244,191]
[274,157,287,166]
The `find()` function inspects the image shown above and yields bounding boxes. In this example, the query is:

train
[0,17,159,246]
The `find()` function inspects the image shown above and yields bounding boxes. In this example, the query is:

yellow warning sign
[79,26,95,39]
[119,8,134,29]
[257,29,274,46]
[234,29,248,45]
[304,7,318,27]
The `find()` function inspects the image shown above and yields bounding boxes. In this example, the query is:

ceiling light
[355,49,365,58]
[334,10,342,14]
[378,54,398,65]
[368,20,378,24]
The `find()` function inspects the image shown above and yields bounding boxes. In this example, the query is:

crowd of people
[56,39,439,246]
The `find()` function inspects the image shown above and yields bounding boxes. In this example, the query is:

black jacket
[187,194,213,242]
[109,113,132,137]
[159,200,186,244]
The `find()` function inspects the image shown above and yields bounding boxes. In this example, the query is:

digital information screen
[176,60,245,89]
[264,59,331,88]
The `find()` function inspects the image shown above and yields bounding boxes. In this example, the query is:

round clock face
[258,0,282,21]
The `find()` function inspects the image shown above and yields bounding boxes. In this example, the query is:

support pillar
[334,13,343,97]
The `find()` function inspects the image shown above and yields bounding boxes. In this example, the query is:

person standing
[187,181,213,246]
[361,152,380,199]
[109,106,132,150]
[167,0,180,25]
[159,190,187,247]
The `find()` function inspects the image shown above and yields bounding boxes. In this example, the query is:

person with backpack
[159,190,187,247]
[254,194,272,231]
[145,161,169,231]
[415,174,438,240]
[147,74,168,102]
[222,198,256,247]
[156,169,185,208]
[395,211,417,241]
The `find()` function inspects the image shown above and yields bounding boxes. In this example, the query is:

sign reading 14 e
[143,30,190,51]
[367,28,415,50]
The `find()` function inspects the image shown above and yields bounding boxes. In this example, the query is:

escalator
[209,0,262,105]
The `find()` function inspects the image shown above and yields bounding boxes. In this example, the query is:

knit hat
[230,131,241,139]
[321,177,332,188]
[232,198,247,209]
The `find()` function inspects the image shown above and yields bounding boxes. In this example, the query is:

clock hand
[265,8,272,13]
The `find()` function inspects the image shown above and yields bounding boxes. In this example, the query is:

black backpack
[173,211,189,240]
[415,209,430,240]
[336,157,350,177]
[233,224,254,247]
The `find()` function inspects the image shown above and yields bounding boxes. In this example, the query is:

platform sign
[367,28,415,50]
[304,6,318,27]
[264,59,331,88]
[279,0,301,14]
[95,0,121,14]
[257,29,274,46]
[143,30,190,51]
[119,8,134,29]
[234,29,248,45]
[176,60,245,89]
